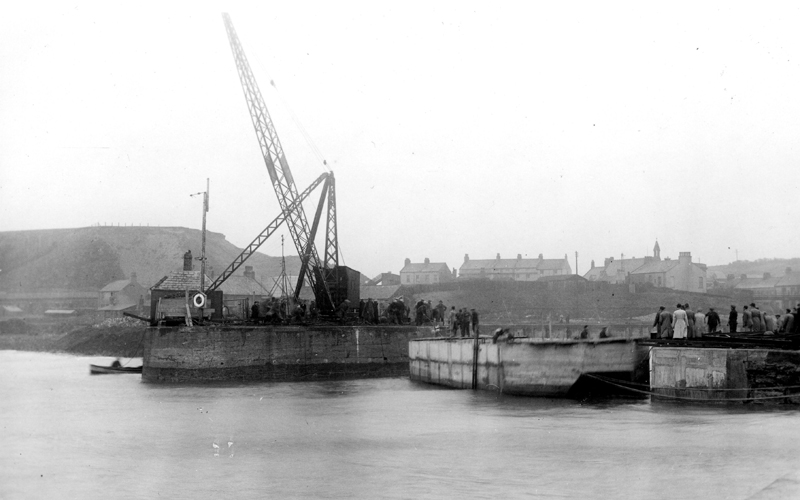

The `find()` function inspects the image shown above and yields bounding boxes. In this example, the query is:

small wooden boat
[90,364,143,375]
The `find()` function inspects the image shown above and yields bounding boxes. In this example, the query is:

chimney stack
[678,252,692,264]
[424,257,430,264]
[404,257,411,266]
[130,272,137,283]
[183,250,193,271]
[538,253,543,260]
[464,254,469,262]
[517,254,522,260]
[496,253,501,260]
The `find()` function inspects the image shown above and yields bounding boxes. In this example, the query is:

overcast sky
[2,1,799,278]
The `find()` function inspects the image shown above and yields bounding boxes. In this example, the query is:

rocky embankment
[0,317,148,357]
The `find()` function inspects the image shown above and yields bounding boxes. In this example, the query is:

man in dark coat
[653,307,664,339]
[659,307,673,339]
[685,303,696,338]
[729,305,738,334]
[471,309,480,336]
[251,301,260,324]
[707,307,720,333]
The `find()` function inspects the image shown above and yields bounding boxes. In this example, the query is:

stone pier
[650,347,800,403]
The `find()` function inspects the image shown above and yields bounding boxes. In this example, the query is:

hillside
[0,226,301,291]
[707,258,800,279]
[397,280,756,322]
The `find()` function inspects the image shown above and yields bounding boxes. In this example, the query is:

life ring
[193,293,206,308]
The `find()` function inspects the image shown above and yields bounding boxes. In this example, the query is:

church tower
[654,240,661,260]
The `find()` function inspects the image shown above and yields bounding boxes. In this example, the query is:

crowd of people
[652,302,800,339]
[249,297,317,324]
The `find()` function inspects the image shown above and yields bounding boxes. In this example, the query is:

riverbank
[0,317,147,356]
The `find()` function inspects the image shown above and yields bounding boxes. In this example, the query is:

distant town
[0,227,797,323]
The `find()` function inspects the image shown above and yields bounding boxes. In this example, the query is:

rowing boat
[89,364,143,375]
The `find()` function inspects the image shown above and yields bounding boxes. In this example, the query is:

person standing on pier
[729,305,738,333]
[449,307,457,335]
[672,304,688,339]
[694,308,706,337]
[742,305,752,332]
[652,307,663,339]
[659,306,673,339]
[706,307,720,333]
[471,309,480,336]
[750,303,764,332]
[684,303,696,338]
[780,309,795,333]
[436,301,447,327]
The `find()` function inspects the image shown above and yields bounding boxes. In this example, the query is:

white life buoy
[193,292,206,308]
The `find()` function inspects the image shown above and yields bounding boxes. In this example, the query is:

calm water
[1,350,799,499]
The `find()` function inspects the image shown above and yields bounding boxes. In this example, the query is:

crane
[219,13,340,311]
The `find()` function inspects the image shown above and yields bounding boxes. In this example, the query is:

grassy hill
[0,226,301,291]
[707,258,800,279]
[397,280,756,323]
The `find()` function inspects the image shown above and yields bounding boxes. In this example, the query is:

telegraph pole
[191,179,210,293]
[575,251,578,275]
[201,178,209,292]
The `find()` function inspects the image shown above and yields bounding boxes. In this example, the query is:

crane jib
[221,12,338,312]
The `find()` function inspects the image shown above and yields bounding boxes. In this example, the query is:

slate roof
[98,302,137,311]
[602,258,649,276]
[735,277,782,290]
[216,275,271,296]
[151,271,211,291]
[630,260,678,274]
[776,273,800,287]
[460,257,570,273]
[538,258,571,271]
[538,275,587,282]
[583,266,605,280]
[100,279,132,293]
[401,262,450,273]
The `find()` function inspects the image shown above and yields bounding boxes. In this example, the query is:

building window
[406,275,410,283]
[698,277,704,289]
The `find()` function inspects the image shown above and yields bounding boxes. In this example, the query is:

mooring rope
[587,373,800,392]
[583,374,800,402]
[120,330,147,367]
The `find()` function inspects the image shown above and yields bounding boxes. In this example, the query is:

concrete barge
[409,336,649,397]
[142,324,433,383]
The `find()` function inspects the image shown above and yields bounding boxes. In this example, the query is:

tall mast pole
[200,178,209,292]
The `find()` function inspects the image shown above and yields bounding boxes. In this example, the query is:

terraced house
[458,253,572,281]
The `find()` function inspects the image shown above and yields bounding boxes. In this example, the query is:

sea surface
[1,350,798,499]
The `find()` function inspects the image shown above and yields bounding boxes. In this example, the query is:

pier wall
[650,347,800,402]
[143,325,433,383]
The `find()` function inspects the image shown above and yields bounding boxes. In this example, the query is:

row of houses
[724,270,800,312]
[393,241,709,295]
[397,253,573,285]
